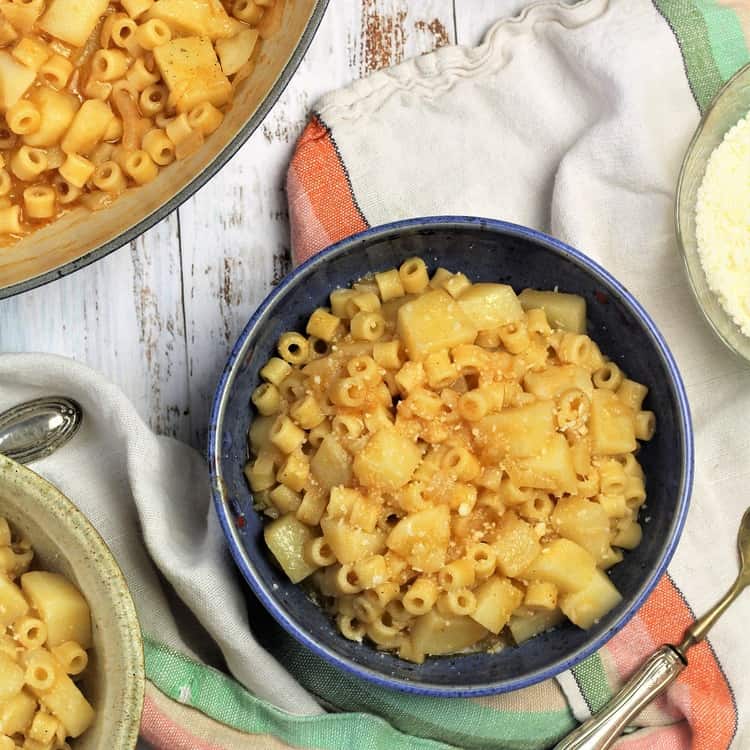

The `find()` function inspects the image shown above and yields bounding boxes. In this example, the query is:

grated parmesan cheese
[695,112,750,336]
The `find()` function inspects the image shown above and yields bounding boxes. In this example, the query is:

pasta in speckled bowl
[210,216,693,696]
[0,453,144,749]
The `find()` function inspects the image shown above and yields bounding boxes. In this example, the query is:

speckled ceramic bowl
[0,453,144,749]
[210,216,693,696]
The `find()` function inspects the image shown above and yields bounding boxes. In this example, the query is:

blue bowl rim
[209,215,694,697]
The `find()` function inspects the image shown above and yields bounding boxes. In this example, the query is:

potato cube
[0,52,35,111]
[519,289,586,333]
[153,36,232,114]
[0,689,37,735]
[550,496,611,565]
[353,429,421,492]
[509,433,577,495]
[61,99,113,156]
[457,283,523,330]
[590,389,637,456]
[24,87,79,148]
[0,573,29,627]
[470,576,523,634]
[411,609,487,656]
[521,538,596,593]
[0,2,39,33]
[0,651,24,704]
[476,400,556,459]
[492,512,540,578]
[386,505,449,573]
[397,289,477,360]
[310,434,352,491]
[559,569,622,629]
[146,0,238,39]
[264,513,318,583]
[508,608,564,644]
[320,518,385,565]
[20,572,91,648]
[38,0,109,46]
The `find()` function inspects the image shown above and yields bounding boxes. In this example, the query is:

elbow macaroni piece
[0,516,95,743]
[246,269,656,663]
[0,0,279,241]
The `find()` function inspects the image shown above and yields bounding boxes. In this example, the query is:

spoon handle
[552,645,685,750]
[0,397,82,464]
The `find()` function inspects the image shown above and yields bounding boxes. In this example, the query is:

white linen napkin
[0,353,322,716]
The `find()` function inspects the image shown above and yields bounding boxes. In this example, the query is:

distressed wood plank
[355,0,454,73]
[0,216,191,441]
[180,0,456,449]
[0,1,463,448]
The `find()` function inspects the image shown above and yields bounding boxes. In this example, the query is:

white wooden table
[0,0,527,452]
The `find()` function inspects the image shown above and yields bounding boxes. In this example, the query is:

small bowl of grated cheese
[676,62,750,361]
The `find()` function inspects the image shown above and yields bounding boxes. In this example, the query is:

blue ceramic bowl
[209,216,693,696]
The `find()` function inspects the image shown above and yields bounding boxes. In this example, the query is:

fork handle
[552,645,685,750]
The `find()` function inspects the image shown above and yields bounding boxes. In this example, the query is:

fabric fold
[0,353,322,718]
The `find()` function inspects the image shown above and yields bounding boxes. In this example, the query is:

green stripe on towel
[279,641,576,750]
[571,652,611,714]
[694,0,749,81]
[144,637,576,750]
[144,637,456,750]
[654,0,749,111]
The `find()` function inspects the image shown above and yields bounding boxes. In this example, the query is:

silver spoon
[555,506,750,749]
[0,396,83,464]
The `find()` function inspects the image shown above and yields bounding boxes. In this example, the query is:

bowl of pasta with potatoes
[0,0,328,298]
[209,216,693,695]
[0,453,144,747]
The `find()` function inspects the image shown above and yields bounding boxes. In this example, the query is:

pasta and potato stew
[245,260,656,663]
[0,0,280,239]
[0,516,94,748]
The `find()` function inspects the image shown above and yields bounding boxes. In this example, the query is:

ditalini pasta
[0,516,95,746]
[0,0,280,241]
[246,262,656,663]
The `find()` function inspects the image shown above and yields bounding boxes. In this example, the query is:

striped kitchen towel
[284,0,750,748]
[113,0,750,748]
[4,1,749,750]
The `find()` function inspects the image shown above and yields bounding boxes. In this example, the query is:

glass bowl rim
[674,60,750,363]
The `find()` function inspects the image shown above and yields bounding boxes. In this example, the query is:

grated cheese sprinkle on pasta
[695,112,750,336]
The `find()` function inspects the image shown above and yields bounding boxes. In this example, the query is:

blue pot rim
[208,215,694,697]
